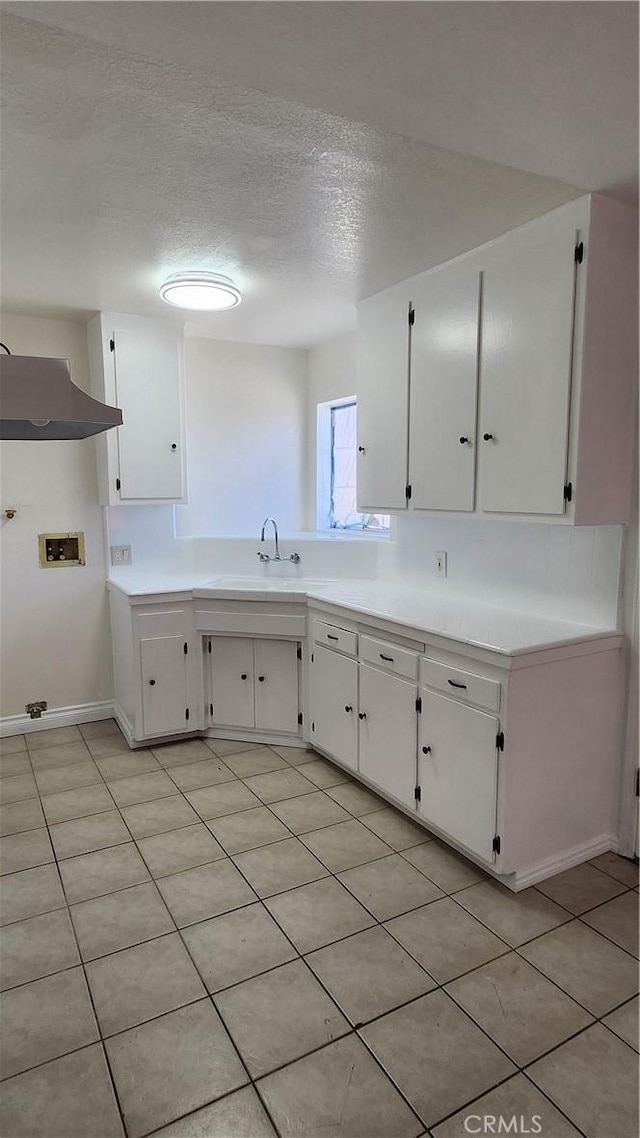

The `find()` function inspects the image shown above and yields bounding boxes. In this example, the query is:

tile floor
[0,721,638,1138]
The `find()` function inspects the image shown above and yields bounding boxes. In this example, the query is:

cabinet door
[141,635,189,737]
[310,646,358,772]
[210,637,255,729]
[478,226,578,515]
[254,640,300,734]
[358,664,417,810]
[113,324,184,501]
[419,690,498,863]
[356,284,412,512]
[409,264,480,511]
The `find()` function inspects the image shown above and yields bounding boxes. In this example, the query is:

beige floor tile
[27,726,82,751]
[306,925,435,1024]
[0,966,98,1078]
[233,836,328,896]
[385,897,510,983]
[0,752,31,777]
[0,863,66,926]
[216,958,349,1078]
[270,789,351,834]
[268,744,317,766]
[222,746,289,777]
[602,996,639,1052]
[243,767,317,804]
[86,932,205,1036]
[326,781,385,815]
[96,750,160,780]
[29,741,91,771]
[0,797,45,836]
[166,757,236,792]
[0,1043,124,1138]
[431,1073,582,1138]
[148,1086,277,1137]
[361,807,430,851]
[206,739,261,758]
[297,757,351,789]
[256,1032,423,1138]
[454,879,570,946]
[536,862,627,914]
[49,810,130,860]
[182,901,297,992]
[0,827,53,875]
[157,858,256,927]
[0,734,27,756]
[339,853,444,920]
[86,735,132,759]
[0,772,38,804]
[122,795,200,838]
[0,909,79,991]
[108,770,178,807]
[300,818,392,872]
[59,842,150,904]
[137,823,225,877]
[581,890,639,956]
[519,919,638,1016]
[70,881,174,961]
[527,1023,639,1138]
[78,718,122,741]
[446,953,593,1066]
[265,876,375,952]
[207,805,290,855]
[152,739,215,768]
[105,999,247,1138]
[186,780,261,820]
[361,989,515,1128]
[402,838,484,892]
[35,761,102,796]
[590,851,640,888]
[41,783,115,825]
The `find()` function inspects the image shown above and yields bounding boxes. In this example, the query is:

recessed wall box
[38,532,85,567]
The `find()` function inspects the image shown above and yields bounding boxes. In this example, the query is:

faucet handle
[257,552,270,563]
[289,553,301,564]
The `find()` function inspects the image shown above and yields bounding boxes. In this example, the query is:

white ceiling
[1,2,637,347]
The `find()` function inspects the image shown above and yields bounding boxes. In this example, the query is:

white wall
[0,313,112,717]
[175,337,307,538]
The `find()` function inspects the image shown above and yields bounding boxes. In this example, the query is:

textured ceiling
[1,3,635,347]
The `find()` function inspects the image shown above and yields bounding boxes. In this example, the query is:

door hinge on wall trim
[492,835,501,854]
[408,306,415,327]
[115,478,121,491]
[563,482,573,503]
[574,241,584,264]
[414,785,421,802]
[297,645,302,661]
[298,712,303,726]
[496,731,504,751]
[185,708,190,721]
[405,484,412,500]
[415,696,422,713]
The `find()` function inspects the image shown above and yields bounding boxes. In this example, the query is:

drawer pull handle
[148,679,156,686]
[379,653,394,662]
[358,712,367,720]
[327,634,339,641]
[422,745,431,755]
[344,705,353,713]
[448,679,467,689]
[241,673,248,680]
[258,675,265,682]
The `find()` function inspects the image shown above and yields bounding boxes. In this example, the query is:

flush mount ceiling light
[159,272,241,311]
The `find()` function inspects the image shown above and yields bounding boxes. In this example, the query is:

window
[316,397,389,532]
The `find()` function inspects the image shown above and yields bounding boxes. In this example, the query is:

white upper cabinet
[88,313,187,506]
[409,262,480,512]
[356,281,413,512]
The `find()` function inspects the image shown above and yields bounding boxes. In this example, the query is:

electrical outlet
[110,545,132,566]
[435,551,447,577]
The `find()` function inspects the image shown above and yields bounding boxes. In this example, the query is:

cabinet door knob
[344,704,352,713]
[171,443,177,451]
[358,445,366,454]
[358,711,367,720]
[149,679,156,686]
[258,675,265,682]
[459,436,470,445]
[422,745,431,754]
[240,673,248,680]
[483,432,494,441]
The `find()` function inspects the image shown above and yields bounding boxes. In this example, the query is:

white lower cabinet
[141,634,191,739]
[310,645,359,772]
[209,636,300,736]
[358,663,417,810]
[418,690,499,864]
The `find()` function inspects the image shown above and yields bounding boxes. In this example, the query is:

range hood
[0,354,122,440]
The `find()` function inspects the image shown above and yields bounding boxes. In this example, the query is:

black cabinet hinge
[109,338,115,352]
[635,768,639,797]
[406,484,412,500]
[311,652,314,663]
[183,642,188,655]
[408,306,415,327]
[297,645,302,661]
[208,641,212,653]
[298,712,303,726]
[415,696,422,713]
[574,242,584,264]
[115,477,121,491]
[563,482,573,503]
[311,721,315,732]
[185,708,190,721]
[209,702,213,717]
[492,835,501,854]
[414,785,421,803]
[496,731,504,751]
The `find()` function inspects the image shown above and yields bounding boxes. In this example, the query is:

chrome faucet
[257,517,301,564]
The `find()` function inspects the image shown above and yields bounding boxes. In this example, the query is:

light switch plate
[110,545,132,566]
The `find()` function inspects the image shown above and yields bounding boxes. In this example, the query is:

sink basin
[203,576,330,592]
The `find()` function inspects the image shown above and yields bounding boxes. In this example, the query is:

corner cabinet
[357,193,637,524]
[207,636,301,736]
[88,313,187,506]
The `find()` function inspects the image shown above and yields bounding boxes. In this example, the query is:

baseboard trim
[1,701,115,738]
[510,833,618,891]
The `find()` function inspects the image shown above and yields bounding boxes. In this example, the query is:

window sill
[306,529,391,542]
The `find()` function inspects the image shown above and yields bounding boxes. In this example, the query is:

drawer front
[137,609,186,638]
[312,619,358,656]
[420,657,500,712]
[359,635,417,680]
